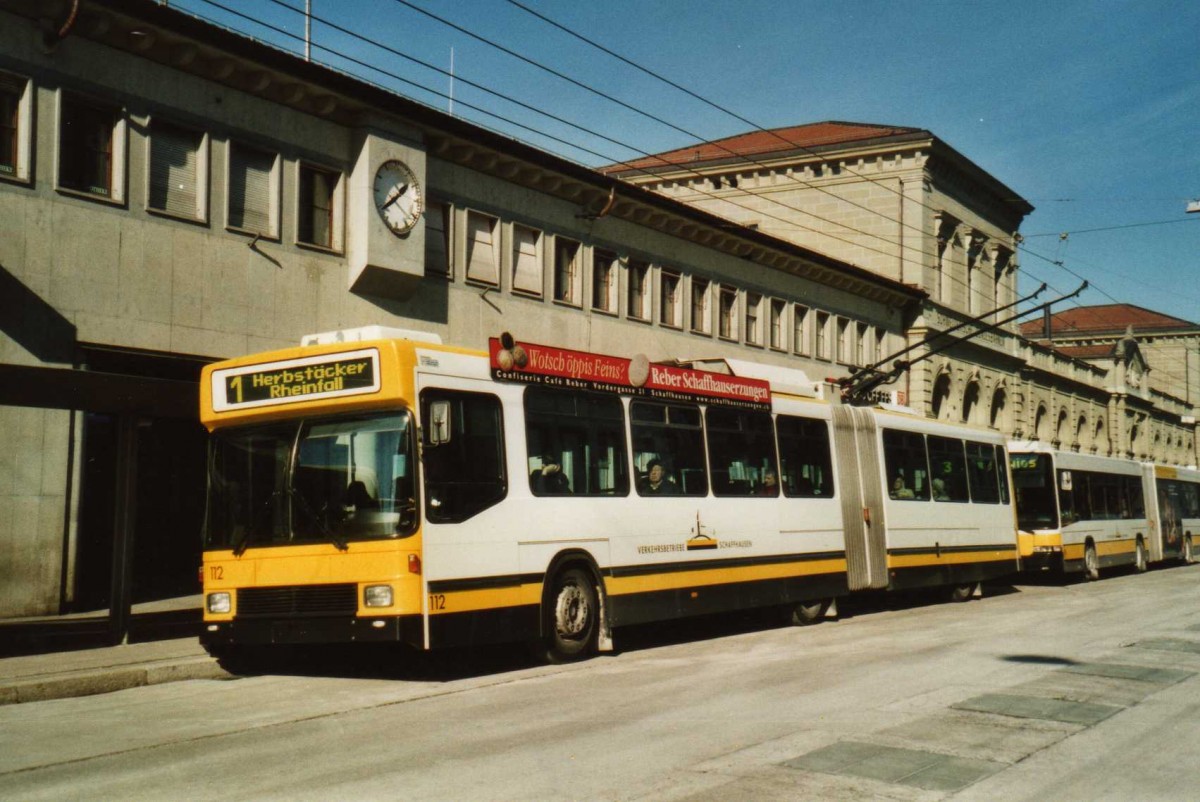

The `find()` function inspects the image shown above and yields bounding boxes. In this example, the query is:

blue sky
[178,0,1200,322]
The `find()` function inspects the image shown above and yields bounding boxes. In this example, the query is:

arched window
[1055,409,1069,446]
[932,372,953,421]
[1075,414,1089,452]
[1034,404,1049,441]
[989,386,1008,432]
[962,381,980,425]
[1094,418,1109,455]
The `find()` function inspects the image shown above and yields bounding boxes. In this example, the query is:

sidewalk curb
[0,657,232,706]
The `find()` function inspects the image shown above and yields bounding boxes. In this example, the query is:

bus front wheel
[1184,537,1194,565]
[541,567,598,663]
[1134,539,1148,573]
[1084,542,1100,581]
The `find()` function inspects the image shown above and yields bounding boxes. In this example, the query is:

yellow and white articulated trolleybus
[199,327,1019,664]
[1008,443,1160,579]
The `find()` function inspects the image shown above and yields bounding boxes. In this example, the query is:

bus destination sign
[489,338,770,410]
[211,348,381,412]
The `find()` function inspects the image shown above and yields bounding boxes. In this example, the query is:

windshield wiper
[286,485,349,552]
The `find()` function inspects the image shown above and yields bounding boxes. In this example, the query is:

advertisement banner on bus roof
[488,338,770,410]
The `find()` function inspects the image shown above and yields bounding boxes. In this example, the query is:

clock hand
[382,183,408,210]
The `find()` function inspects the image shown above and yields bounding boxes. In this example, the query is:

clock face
[372,159,423,235]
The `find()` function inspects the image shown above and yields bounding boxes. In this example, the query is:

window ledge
[226,225,280,242]
[147,206,208,226]
[0,171,33,188]
[56,185,125,207]
[296,240,344,257]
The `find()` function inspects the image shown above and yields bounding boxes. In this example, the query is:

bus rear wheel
[1184,537,1194,565]
[789,599,829,626]
[1134,539,1148,573]
[1084,542,1100,581]
[949,582,976,603]
[541,567,598,664]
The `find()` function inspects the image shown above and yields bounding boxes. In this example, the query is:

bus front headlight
[206,592,231,614]
[364,585,394,608]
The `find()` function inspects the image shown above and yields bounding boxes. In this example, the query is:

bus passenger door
[831,406,888,590]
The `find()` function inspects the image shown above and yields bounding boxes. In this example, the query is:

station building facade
[605,123,1197,466]
[0,0,921,620]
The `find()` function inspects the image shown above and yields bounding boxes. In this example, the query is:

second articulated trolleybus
[199,327,1020,664]
[1008,443,1199,579]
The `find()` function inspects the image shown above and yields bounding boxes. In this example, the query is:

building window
[58,93,124,200]
[297,163,342,250]
[815,311,831,360]
[745,293,763,346]
[147,121,206,220]
[718,286,738,340]
[794,304,810,356]
[0,72,32,181]
[227,142,279,237]
[856,322,869,366]
[592,249,618,313]
[424,201,451,277]
[627,259,650,321]
[690,277,711,334]
[876,328,887,365]
[660,269,681,328]
[554,236,582,305]
[512,224,543,295]
[835,317,850,363]
[769,299,786,350]
[465,210,499,285]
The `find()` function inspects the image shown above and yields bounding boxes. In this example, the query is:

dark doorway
[70,347,212,616]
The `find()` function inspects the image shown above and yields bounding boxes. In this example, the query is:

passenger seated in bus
[533,455,571,495]
[756,469,779,497]
[931,477,950,501]
[892,475,915,499]
[638,459,679,495]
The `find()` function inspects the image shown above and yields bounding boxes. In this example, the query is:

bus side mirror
[429,400,452,446]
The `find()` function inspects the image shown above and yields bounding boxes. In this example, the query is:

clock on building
[372,159,424,235]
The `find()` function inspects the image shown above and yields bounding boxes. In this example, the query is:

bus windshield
[1010,453,1058,530]
[205,411,417,550]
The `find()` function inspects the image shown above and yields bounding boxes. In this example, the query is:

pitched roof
[1019,304,1198,339]
[1053,343,1118,360]
[603,121,927,174]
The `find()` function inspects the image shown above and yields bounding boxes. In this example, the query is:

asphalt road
[3,564,1200,801]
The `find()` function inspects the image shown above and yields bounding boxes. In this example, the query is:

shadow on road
[219,582,1047,681]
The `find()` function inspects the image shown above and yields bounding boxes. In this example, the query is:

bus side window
[882,429,930,501]
[631,401,707,497]
[1125,476,1145,519]
[420,390,507,523]
[705,407,777,497]
[777,415,834,498]
[523,386,629,496]
[927,435,969,503]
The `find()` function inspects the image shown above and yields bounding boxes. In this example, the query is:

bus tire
[789,599,828,626]
[949,583,975,603]
[1084,542,1100,581]
[541,567,598,664]
[1134,538,1148,573]
[1184,536,1194,565]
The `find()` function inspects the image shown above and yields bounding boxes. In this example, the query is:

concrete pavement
[0,595,228,705]
[0,636,228,705]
